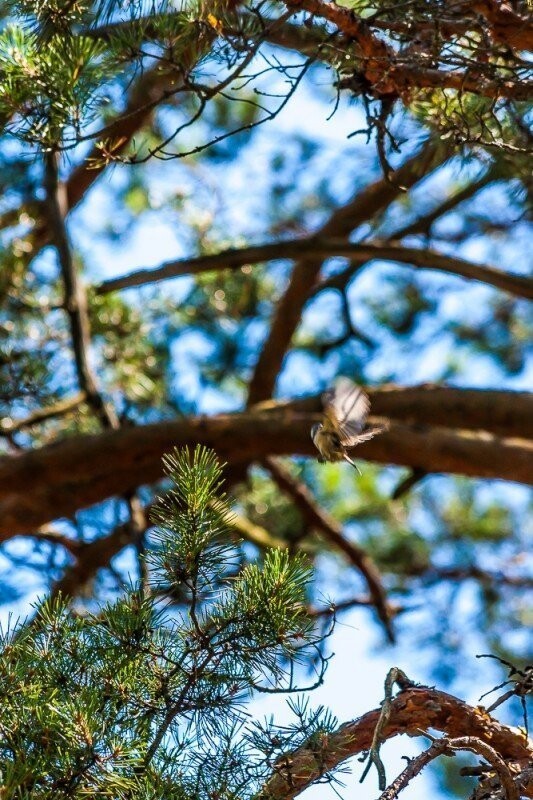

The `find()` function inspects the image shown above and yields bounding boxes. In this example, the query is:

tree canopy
[0,1,532,796]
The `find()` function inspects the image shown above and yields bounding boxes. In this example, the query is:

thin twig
[43,151,119,430]
[360,667,416,789]
[377,738,451,800]
[0,392,86,435]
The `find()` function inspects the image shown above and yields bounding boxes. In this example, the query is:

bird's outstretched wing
[322,378,370,443]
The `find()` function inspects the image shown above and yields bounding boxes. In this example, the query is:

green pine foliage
[0,446,334,799]
[0,0,205,148]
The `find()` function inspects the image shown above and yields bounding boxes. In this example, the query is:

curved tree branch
[0,389,532,537]
[95,237,533,300]
[259,684,533,800]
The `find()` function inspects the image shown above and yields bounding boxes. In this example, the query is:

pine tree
[0,446,335,798]
[1,448,531,799]
[0,3,531,796]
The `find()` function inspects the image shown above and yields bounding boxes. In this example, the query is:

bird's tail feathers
[343,452,362,475]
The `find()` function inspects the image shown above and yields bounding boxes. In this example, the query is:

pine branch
[0,446,325,795]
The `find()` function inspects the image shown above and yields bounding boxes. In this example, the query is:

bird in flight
[311,378,386,473]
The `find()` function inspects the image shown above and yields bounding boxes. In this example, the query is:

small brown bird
[311,378,386,473]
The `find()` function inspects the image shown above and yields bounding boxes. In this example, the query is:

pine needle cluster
[0,446,334,799]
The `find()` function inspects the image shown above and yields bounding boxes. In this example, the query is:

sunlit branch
[258,680,532,800]
[282,0,533,100]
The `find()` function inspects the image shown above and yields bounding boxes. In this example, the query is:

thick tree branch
[96,237,533,300]
[0,392,532,537]
[263,457,395,643]
[259,685,533,800]
[283,386,533,440]
[339,66,533,103]
[246,140,446,405]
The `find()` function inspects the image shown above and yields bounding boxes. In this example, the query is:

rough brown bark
[277,386,533,440]
[283,0,533,100]
[1,387,532,537]
[259,685,533,800]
